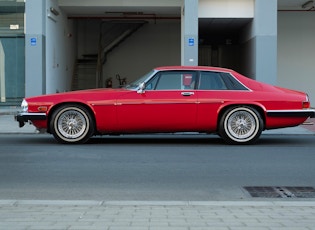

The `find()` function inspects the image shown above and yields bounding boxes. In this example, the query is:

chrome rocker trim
[266,109,315,118]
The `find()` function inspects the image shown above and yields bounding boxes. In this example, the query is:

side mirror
[137,82,145,94]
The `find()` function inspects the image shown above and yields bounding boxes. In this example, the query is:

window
[146,71,196,90]
[220,72,248,90]
[156,73,181,90]
[198,72,227,90]
[0,1,25,37]
[198,71,248,90]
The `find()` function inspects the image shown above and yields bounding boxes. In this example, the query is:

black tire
[219,106,263,144]
[50,104,94,144]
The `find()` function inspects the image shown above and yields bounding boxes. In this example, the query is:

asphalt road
[0,133,315,201]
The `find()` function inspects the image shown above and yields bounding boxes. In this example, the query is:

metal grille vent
[243,186,315,198]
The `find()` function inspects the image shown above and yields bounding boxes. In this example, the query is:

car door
[196,71,232,131]
[116,71,198,133]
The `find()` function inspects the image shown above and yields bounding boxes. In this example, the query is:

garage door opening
[198,18,252,75]
[71,19,149,90]
[64,5,182,90]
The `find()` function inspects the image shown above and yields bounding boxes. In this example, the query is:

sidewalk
[0,106,37,133]
[1,200,315,230]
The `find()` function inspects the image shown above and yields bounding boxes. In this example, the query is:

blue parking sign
[188,38,194,46]
[30,38,37,46]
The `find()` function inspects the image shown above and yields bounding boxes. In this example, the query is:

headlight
[21,99,28,112]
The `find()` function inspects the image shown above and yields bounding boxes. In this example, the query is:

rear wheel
[50,104,94,144]
[219,106,263,144]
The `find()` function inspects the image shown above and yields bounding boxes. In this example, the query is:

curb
[1,200,315,207]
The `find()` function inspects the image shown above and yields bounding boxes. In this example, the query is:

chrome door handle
[181,92,194,96]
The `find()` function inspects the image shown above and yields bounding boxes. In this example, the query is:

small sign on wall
[10,24,19,30]
[188,38,195,46]
[30,38,37,46]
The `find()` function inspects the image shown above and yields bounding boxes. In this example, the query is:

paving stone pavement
[1,200,315,230]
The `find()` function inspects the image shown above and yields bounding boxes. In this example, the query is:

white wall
[46,0,76,94]
[198,0,253,18]
[103,21,181,87]
[278,12,315,106]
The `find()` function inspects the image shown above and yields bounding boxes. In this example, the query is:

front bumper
[15,112,47,127]
[266,109,315,118]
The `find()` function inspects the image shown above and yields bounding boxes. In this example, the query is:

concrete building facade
[0,0,314,105]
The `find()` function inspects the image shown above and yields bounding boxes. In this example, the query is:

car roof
[154,66,233,73]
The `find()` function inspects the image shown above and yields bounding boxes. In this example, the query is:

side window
[198,72,227,90]
[146,71,196,90]
[145,75,159,90]
[156,73,181,90]
[220,72,248,90]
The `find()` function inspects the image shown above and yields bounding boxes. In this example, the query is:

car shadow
[1,133,313,146]
[87,134,225,145]
[88,134,314,146]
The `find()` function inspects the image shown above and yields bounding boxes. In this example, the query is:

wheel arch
[217,103,266,132]
[46,102,96,134]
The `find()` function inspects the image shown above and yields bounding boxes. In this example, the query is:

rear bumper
[266,109,315,118]
[15,112,47,127]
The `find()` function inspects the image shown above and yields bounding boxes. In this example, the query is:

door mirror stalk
[137,82,145,94]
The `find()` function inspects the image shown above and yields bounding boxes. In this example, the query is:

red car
[16,66,315,144]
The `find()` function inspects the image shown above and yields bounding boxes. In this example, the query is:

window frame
[145,70,197,91]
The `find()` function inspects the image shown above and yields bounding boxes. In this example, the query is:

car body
[16,66,315,144]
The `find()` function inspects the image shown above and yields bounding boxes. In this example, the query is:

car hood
[25,88,131,102]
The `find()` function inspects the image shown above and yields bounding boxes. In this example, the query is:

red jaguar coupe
[16,66,315,144]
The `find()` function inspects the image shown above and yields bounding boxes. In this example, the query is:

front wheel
[50,104,95,144]
[219,106,263,144]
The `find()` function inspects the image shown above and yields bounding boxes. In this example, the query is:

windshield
[124,70,155,89]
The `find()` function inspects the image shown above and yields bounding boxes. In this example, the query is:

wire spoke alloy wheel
[227,111,256,139]
[57,110,87,139]
[220,106,263,144]
[51,105,94,144]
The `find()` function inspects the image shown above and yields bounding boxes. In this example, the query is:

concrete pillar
[254,0,277,84]
[181,0,198,66]
[25,0,46,96]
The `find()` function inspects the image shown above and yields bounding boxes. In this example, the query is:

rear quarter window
[220,72,248,90]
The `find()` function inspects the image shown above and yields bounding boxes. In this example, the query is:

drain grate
[243,186,315,198]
